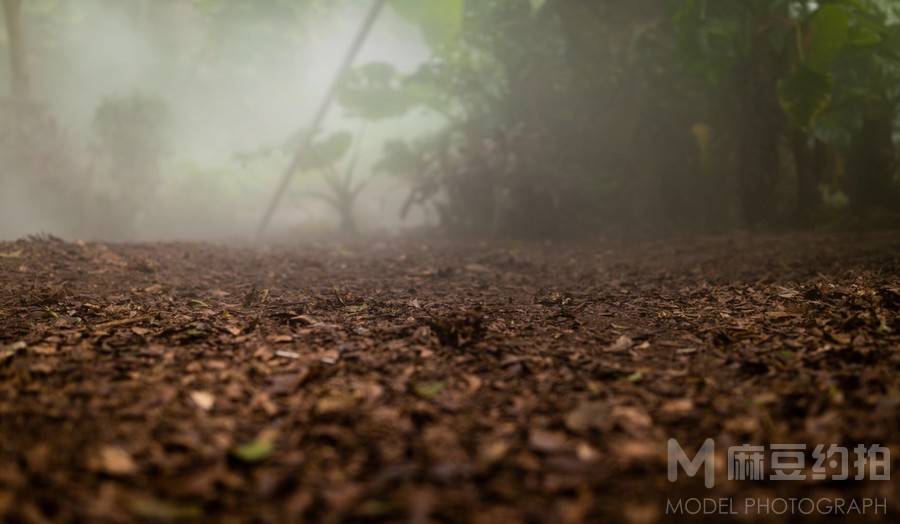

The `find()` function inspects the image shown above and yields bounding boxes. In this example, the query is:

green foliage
[298,131,353,171]
[673,0,749,86]
[778,4,849,128]
[337,1,480,123]
[390,0,465,48]
[778,66,834,129]
[790,1,900,130]
[374,140,419,176]
[338,62,414,120]
[192,0,321,22]
[805,5,850,74]
[8,0,900,235]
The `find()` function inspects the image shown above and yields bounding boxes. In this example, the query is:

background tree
[92,94,170,238]
[2,0,28,99]
[356,0,900,235]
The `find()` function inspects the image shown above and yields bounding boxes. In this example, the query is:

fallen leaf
[615,439,660,463]
[264,376,295,398]
[316,394,357,415]
[99,446,138,476]
[0,249,22,258]
[829,332,852,345]
[565,401,609,433]
[30,345,57,355]
[604,335,633,353]
[343,304,369,314]
[93,315,153,330]
[623,503,659,524]
[612,406,653,431]
[776,288,800,299]
[575,441,601,462]
[190,391,215,411]
[479,440,510,464]
[413,381,446,399]
[660,398,694,416]
[319,349,340,364]
[1,341,27,363]
[290,315,318,325]
[129,497,201,520]
[528,430,568,453]
[625,371,643,382]
[231,439,274,463]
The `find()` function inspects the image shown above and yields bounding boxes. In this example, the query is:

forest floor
[1,231,899,523]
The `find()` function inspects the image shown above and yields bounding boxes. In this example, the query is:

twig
[92,315,153,330]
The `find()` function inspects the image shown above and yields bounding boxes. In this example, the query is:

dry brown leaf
[528,430,569,453]
[604,335,633,353]
[190,390,215,411]
[565,401,608,433]
[316,394,357,415]
[660,398,694,416]
[99,446,138,476]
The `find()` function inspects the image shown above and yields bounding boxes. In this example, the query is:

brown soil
[1,232,898,523]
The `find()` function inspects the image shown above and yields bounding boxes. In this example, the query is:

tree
[676,0,900,223]
[2,0,28,99]
[778,1,900,218]
[93,94,170,238]
[305,130,368,236]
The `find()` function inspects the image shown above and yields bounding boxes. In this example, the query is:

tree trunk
[3,0,29,99]
[847,105,898,212]
[338,210,357,237]
[735,89,780,226]
[792,131,818,226]
[734,47,783,227]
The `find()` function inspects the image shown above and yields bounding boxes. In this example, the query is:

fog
[4,1,899,242]
[1,1,439,241]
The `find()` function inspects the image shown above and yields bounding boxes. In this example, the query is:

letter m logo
[668,438,715,488]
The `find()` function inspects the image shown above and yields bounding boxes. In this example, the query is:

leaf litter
[0,232,898,522]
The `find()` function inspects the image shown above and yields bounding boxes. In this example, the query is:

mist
[3,0,900,243]
[1,0,439,241]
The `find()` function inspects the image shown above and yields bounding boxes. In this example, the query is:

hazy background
[3,0,899,242]
[0,0,439,241]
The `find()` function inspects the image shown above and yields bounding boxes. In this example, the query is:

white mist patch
[2,1,438,241]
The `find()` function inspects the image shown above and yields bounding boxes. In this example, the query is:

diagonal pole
[255,0,388,240]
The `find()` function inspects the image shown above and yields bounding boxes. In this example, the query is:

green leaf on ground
[129,497,202,521]
[231,439,274,463]
[413,381,446,399]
